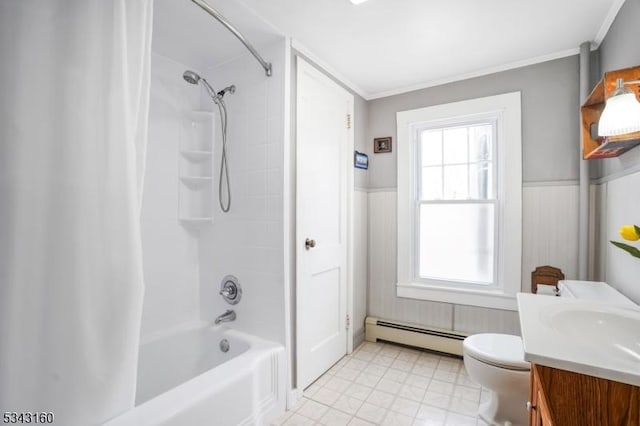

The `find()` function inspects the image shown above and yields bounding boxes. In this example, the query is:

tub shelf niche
[179,217,213,224]
[179,176,213,186]
[180,150,212,160]
[179,110,215,225]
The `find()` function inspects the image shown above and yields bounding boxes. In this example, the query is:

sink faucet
[214,309,236,324]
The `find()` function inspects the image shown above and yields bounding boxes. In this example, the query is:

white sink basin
[540,303,640,363]
[518,292,640,387]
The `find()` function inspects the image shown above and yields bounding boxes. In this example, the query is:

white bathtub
[104,322,286,426]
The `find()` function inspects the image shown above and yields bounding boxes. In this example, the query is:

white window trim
[396,92,522,311]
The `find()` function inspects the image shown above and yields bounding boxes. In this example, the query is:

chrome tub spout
[214,310,236,324]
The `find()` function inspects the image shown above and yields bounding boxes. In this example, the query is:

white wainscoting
[353,189,368,345]
[521,184,579,291]
[453,305,520,335]
[367,184,580,335]
[601,171,640,304]
[368,191,454,330]
[589,183,607,282]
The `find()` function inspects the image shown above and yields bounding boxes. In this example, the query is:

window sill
[396,282,517,311]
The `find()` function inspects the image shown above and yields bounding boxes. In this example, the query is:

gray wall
[289,0,638,342]
[594,0,640,179]
[354,94,371,189]
[590,0,640,305]
[353,94,369,343]
[600,0,640,74]
[367,55,580,188]
[364,55,582,334]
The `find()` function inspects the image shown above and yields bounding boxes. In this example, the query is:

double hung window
[417,120,496,286]
[396,92,522,310]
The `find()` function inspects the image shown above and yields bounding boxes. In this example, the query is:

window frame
[396,92,522,311]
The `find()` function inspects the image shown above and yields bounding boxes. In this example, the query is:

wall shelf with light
[581,65,640,160]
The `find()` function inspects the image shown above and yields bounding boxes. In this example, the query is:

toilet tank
[558,280,636,306]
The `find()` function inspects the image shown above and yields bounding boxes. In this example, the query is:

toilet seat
[464,333,530,371]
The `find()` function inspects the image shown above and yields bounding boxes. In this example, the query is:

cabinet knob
[526,401,536,411]
[305,238,316,250]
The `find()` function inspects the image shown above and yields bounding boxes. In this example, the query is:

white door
[296,58,353,390]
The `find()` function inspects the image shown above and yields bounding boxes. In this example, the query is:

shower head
[183,70,200,85]
[183,69,218,102]
[183,70,235,107]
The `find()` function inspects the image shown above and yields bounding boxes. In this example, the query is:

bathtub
[104,322,286,426]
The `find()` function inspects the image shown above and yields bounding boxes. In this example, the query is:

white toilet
[463,333,530,426]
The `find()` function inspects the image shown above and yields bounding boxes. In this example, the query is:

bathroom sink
[518,293,640,387]
[540,303,640,363]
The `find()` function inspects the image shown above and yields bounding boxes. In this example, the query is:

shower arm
[190,0,273,77]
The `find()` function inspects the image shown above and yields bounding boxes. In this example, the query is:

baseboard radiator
[365,316,468,356]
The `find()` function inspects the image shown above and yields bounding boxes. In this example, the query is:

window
[418,121,496,285]
[396,92,522,310]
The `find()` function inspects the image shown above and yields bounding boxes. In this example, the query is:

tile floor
[272,340,491,426]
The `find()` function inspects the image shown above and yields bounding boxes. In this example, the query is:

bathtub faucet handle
[219,275,242,305]
[219,286,236,298]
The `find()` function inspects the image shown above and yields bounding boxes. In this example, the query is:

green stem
[611,241,640,259]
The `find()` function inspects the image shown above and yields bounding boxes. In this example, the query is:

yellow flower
[619,225,640,241]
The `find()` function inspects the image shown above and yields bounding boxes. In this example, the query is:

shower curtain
[0,1,152,425]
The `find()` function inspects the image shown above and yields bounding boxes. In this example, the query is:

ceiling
[152,0,282,74]
[153,0,624,100]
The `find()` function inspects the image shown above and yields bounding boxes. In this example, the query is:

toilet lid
[463,333,530,371]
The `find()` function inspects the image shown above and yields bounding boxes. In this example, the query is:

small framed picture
[374,137,392,153]
[354,151,368,169]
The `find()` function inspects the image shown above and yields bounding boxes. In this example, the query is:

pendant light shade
[598,78,640,137]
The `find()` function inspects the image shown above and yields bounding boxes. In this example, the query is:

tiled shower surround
[197,40,288,346]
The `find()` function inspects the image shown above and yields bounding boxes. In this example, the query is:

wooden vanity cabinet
[528,364,640,426]
[529,364,554,425]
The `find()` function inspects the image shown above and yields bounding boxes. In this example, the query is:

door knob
[305,238,316,250]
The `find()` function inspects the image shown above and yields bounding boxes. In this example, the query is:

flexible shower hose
[216,98,231,212]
